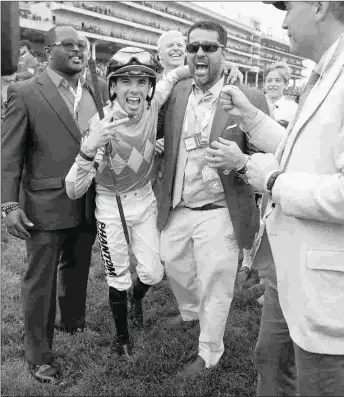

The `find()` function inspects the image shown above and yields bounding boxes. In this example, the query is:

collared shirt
[45,67,97,133]
[266,95,298,123]
[179,76,227,208]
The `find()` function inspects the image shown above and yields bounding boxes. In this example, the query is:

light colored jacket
[246,36,344,354]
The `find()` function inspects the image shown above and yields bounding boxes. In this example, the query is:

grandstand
[19,1,306,93]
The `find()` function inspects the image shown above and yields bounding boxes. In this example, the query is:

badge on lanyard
[184,133,203,151]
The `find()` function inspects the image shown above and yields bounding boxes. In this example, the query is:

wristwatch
[266,171,283,196]
[235,155,250,175]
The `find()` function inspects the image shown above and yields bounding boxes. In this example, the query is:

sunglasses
[186,41,224,54]
[50,38,88,52]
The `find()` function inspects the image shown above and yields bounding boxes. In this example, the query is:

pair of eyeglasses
[50,38,88,52]
[186,41,224,54]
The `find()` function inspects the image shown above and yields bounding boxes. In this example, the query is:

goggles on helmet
[106,47,158,80]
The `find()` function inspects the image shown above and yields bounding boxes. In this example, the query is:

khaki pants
[161,206,239,367]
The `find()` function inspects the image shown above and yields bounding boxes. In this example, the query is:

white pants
[161,207,239,368]
[95,183,164,291]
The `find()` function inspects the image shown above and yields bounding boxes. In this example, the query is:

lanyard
[184,89,219,142]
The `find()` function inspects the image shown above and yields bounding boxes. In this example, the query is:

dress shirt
[175,76,227,208]
[45,67,97,134]
[266,95,298,123]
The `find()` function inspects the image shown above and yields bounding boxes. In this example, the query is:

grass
[1,225,262,396]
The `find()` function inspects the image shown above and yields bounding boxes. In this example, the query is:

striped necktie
[295,70,320,117]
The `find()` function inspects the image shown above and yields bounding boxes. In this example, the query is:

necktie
[275,69,320,163]
[294,70,320,120]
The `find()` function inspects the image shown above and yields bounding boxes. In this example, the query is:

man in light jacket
[214,2,344,395]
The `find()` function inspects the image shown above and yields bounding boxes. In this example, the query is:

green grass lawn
[1,228,262,396]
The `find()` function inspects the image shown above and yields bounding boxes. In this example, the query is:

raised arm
[66,110,130,199]
[220,85,285,154]
[154,65,191,108]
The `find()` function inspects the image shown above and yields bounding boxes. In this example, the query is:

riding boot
[130,277,151,327]
[109,287,132,358]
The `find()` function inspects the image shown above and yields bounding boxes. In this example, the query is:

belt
[184,203,224,211]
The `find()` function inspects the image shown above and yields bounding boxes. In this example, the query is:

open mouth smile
[126,97,141,106]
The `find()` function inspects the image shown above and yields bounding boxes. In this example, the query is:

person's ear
[109,81,117,97]
[314,1,330,23]
[44,46,52,59]
[221,47,230,60]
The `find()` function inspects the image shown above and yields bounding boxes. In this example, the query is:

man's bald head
[44,26,80,46]
[157,30,184,51]
[157,30,186,72]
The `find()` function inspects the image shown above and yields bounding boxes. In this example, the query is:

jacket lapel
[171,81,193,162]
[280,38,344,168]
[209,100,233,142]
[38,71,81,143]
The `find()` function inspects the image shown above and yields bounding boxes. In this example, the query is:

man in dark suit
[1,25,104,383]
[158,20,269,378]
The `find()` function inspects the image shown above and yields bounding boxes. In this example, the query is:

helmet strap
[146,79,156,110]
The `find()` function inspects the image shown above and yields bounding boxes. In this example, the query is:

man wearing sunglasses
[157,20,269,378]
[1,25,104,383]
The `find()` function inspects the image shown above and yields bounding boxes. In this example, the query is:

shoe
[54,324,89,335]
[178,355,206,378]
[167,314,198,327]
[247,282,265,300]
[111,341,133,359]
[167,314,184,327]
[257,295,265,306]
[28,362,60,384]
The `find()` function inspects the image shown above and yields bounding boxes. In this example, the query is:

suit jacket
[157,79,269,249]
[1,70,98,230]
[85,70,109,105]
[250,37,344,354]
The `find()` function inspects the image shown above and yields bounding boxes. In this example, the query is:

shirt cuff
[75,154,95,172]
[239,108,264,133]
[270,172,285,204]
